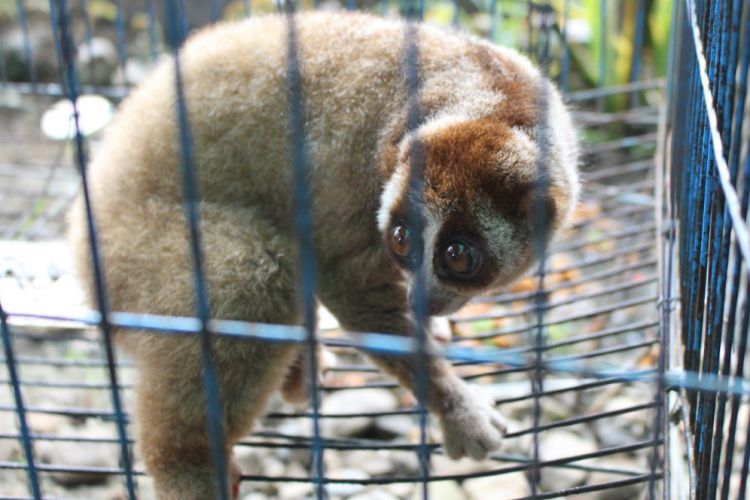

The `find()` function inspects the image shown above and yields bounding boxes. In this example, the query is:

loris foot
[440,385,507,460]
[231,458,241,500]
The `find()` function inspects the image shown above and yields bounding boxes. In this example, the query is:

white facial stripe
[377,162,409,232]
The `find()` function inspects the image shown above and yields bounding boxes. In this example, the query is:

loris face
[377,116,571,316]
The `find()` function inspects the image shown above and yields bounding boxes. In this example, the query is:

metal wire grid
[0,0,733,498]
[663,0,750,499]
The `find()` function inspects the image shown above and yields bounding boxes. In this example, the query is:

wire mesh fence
[0,0,745,499]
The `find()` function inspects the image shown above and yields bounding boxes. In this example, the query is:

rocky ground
[0,168,662,499]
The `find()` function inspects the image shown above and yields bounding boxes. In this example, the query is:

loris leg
[104,204,302,499]
[135,340,299,500]
[317,251,506,460]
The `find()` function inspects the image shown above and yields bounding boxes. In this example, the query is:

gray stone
[412,480,467,500]
[464,471,530,499]
[322,389,398,438]
[327,468,370,497]
[77,37,118,86]
[593,395,649,448]
[261,456,285,477]
[584,457,646,500]
[385,482,415,499]
[242,493,268,500]
[234,445,266,475]
[136,476,156,500]
[26,413,73,434]
[347,450,394,477]
[36,439,119,486]
[536,430,596,492]
[278,481,314,499]
[541,397,573,421]
[432,455,495,477]
[374,414,414,438]
[349,489,399,500]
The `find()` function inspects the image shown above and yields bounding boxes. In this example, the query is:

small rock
[136,477,156,499]
[278,481,314,499]
[322,389,398,438]
[412,480,466,500]
[391,452,420,476]
[77,37,118,86]
[349,488,399,500]
[385,482,415,498]
[242,493,268,500]
[327,468,370,497]
[464,471,530,499]
[0,470,35,497]
[325,449,345,471]
[124,59,152,85]
[374,414,414,438]
[36,439,119,486]
[541,398,573,421]
[262,456,285,477]
[234,445,266,475]
[26,413,72,434]
[584,457,646,500]
[593,395,649,448]
[535,430,597,492]
[347,450,394,477]
[432,455,494,476]
[592,421,633,449]
[40,95,114,140]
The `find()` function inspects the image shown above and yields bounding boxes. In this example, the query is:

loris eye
[443,241,480,277]
[388,225,413,259]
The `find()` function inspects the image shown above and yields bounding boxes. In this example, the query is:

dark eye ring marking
[387,224,422,269]
[389,225,412,258]
[442,239,481,278]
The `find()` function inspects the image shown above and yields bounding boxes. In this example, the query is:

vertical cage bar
[695,3,727,495]
[690,3,714,487]
[706,0,743,493]
[630,0,646,107]
[0,32,7,82]
[526,77,554,499]
[113,0,129,85]
[164,0,230,498]
[47,0,138,498]
[211,0,223,21]
[597,0,608,110]
[402,13,431,498]
[0,301,42,499]
[78,0,96,87]
[537,1,552,74]
[283,6,326,498]
[737,274,750,497]
[718,6,750,497]
[15,0,38,86]
[146,0,161,63]
[560,0,570,92]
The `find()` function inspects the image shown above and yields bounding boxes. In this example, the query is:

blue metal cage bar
[6,0,742,498]
[663,0,750,498]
